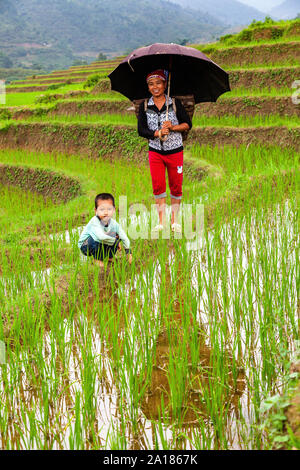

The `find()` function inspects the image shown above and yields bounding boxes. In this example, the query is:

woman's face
[147,77,166,98]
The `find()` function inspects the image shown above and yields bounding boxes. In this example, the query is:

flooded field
[0,199,298,450]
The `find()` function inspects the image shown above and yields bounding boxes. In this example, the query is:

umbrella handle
[127,54,135,72]
[159,70,171,142]
[159,130,167,142]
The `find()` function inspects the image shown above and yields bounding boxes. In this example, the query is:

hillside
[172,0,266,25]
[0,0,226,71]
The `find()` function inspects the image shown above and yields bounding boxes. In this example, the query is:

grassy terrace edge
[0,163,82,203]
[2,96,297,119]
[0,122,299,154]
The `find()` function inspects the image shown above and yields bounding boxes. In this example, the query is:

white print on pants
[177,166,183,174]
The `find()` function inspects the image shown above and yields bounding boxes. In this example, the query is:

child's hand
[117,242,122,251]
[127,253,133,265]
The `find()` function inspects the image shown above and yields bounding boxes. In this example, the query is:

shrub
[0,109,12,120]
[271,28,284,39]
[46,84,62,91]
[83,74,103,89]
[34,94,58,104]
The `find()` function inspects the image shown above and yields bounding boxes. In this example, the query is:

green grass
[62,92,128,102]
[0,86,293,109]
[224,86,295,97]
[0,84,86,107]
[0,91,53,107]
[0,184,56,228]
[0,142,298,449]
[6,83,85,91]
[10,112,299,128]
[11,71,110,85]
[193,36,300,52]
[227,64,300,70]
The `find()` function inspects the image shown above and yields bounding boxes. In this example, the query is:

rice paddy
[0,20,299,451]
[6,113,299,129]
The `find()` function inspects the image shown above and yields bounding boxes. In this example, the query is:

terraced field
[0,22,299,450]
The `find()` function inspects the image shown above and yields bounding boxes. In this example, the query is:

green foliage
[218,17,300,47]
[72,60,88,66]
[259,343,300,450]
[0,68,46,84]
[46,84,63,91]
[250,16,276,28]
[0,52,13,68]
[83,74,103,89]
[0,109,12,121]
[34,94,59,104]
[97,52,107,61]
[0,0,225,71]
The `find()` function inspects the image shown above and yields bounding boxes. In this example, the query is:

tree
[97,52,107,61]
[0,53,13,68]
[178,38,189,46]
[72,60,88,66]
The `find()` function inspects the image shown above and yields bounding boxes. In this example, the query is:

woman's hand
[162,120,173,131]
[161,127,170,136]
[154,128,169,137]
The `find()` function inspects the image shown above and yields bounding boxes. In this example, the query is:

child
[78,193,132,267]
[138,69,192,233]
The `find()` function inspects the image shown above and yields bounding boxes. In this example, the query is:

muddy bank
[196,96,298,117]
[10,77,86,86]
[0,163,82,203]
[285,362,300,445]
[10,100,132,119]
[189,125,300,150]
[206,42,300,67]
[1,122,298,156]
[229,66,299,89]
[91,66,300,96]
[29,70,108,80]
[8,96,297,120]
[0,122,147,160]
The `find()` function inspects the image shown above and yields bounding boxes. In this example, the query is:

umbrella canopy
[108,43,230,104]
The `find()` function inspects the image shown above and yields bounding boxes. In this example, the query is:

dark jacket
[138,96,192,155]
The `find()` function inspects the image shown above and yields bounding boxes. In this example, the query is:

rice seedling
[10,112,299,128]
[223,86,296,97]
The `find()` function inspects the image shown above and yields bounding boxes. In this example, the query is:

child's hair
[95,193,115,209]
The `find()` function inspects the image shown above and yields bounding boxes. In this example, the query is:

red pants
[149,150,183,199]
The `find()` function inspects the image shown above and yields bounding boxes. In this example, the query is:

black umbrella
[108,42,230,104]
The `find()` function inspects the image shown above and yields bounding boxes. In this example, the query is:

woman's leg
[149,151,167,226]
[155,196,167,225]
[165,151,183,225]
[170,197,181,225]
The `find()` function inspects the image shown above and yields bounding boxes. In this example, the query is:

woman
[138,69,192,233]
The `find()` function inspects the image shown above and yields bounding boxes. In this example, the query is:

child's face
[147,78,166,98]
[95,200,115,223]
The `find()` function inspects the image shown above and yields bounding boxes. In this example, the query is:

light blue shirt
[78,216,130,251]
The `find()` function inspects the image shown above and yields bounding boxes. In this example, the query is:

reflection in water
[139,249,246,448]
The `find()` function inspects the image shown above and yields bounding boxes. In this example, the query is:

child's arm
[116,223,132,263]
[117,225,131,252]
[90,218,116,245]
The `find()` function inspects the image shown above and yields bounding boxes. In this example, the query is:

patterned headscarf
[146,70,167,83]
